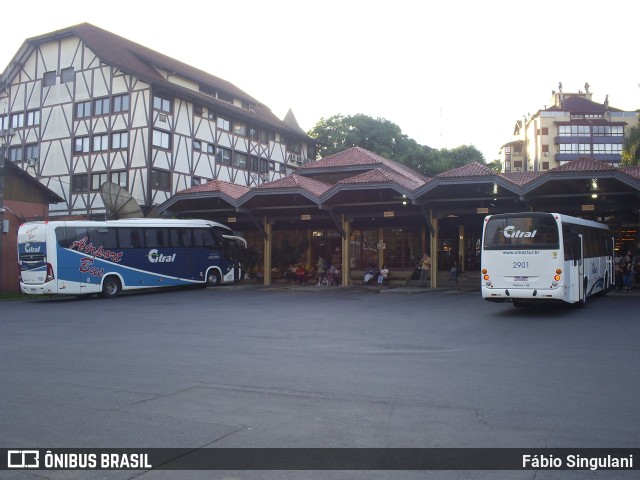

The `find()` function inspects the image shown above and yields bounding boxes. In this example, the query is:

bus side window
[89,228,117,249]
[122,228,144,249]
[170,229,188,247]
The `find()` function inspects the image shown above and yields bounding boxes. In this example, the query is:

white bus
[481,212,615,307]
[17,218,246,298]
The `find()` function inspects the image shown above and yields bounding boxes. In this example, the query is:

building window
[216,147,232,165]
[151,169,171,191]
[249,127,259,141]
[279,162,286,173]
[60,67,75,84]
[216,116,230,131]
[111,170,128,188]
[112,131,129,150]
[91,172,109,191]
[593,125,624,137]
[513,160,523,169]
[71,174,89,193]
[558,125,590,137]
[249,156,259,171]
[11,113,24,129]
[593,143,623,154]
[260,158,269,173]
[192,176,204,187]
[542,162,549,170]
[541,144,549,153]
[9,146,23,162]
[92,134,109,152]
[207,143,215,155]
[153,95,172,114]
[94,97,110,116]
[233,122,247,137]
[43,71,57,87]
[260,129,269,144]
[193,140,202,151]
[0,115,7,130]
[74,136,90,154]
[75,101,91,119]
[541,127,548,135]
[233,152,247,169]
[113,94,130,113]
[26,110,40,127]
[152,129,171,150]
[25,143,39,162]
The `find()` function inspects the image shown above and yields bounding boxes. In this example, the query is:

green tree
[308,114,485,176]
[621,123,640,166]
[488,159,503,173]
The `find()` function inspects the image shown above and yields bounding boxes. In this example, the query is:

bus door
[221,237,242,281]
[575,233,585,303]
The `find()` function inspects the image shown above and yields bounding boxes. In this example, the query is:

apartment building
[499,83,638,172]
[0,23,315,217]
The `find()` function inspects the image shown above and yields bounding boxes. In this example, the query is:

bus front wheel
[101,276,122,298]
[206,270,221,287]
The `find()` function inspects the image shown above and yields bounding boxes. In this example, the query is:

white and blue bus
[17,218,246,298]
[481,212,615,307]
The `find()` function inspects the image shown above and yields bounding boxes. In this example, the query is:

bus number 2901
[513,262,529,268]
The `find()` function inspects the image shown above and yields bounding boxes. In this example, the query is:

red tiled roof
[549,157,617,173]
[177,179,251,199]
[337,168,423,191]
[297,147,426,184]
[620,165,640,179]
[256,174,332,196]
[545,95,623,113]
[500,171,545,186]
[435,162,496,178]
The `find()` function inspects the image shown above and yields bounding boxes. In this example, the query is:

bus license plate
[514,276,528,281]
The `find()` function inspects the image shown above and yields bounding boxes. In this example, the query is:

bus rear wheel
[206,270,221,287]
[101,276,122,298]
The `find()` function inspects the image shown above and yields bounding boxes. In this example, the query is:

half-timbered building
[0,23,315,217]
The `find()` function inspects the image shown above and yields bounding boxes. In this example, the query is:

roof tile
[549,157,617,173]
[256,174,332,196]
[436,162,496,178]
[297,147,426,184]
[177,179,251,199]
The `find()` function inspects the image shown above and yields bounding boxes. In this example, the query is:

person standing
[420,252,431,287]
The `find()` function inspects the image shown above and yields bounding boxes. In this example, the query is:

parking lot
[1,285,639,479]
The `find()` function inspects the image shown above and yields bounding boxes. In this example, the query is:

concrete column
[262,219,272,285]
[378,227,384,267]
[341,215,351,286]
[458,224,465,273]
[430,211,438,288]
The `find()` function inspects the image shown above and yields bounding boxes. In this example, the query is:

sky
[2,0,640,162]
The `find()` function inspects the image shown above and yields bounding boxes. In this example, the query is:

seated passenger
[377,265,389,285]
[363,265,377,284]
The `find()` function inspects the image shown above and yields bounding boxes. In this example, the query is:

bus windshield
[483,214,560,250]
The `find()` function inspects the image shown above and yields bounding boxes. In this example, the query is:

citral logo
[147,249,176,263]
[503,226,538,238]
[24,243,42,253]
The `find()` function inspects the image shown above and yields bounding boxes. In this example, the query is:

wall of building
[1,200,49,293]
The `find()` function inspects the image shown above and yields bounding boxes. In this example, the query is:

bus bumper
[20,281,57,295]
[482,286,563,302]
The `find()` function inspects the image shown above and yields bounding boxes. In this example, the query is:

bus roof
[484,212,609,230]
[20,218,233,231]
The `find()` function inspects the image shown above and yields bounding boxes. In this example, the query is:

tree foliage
[308,114,485,176]
[621,123,640,166]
